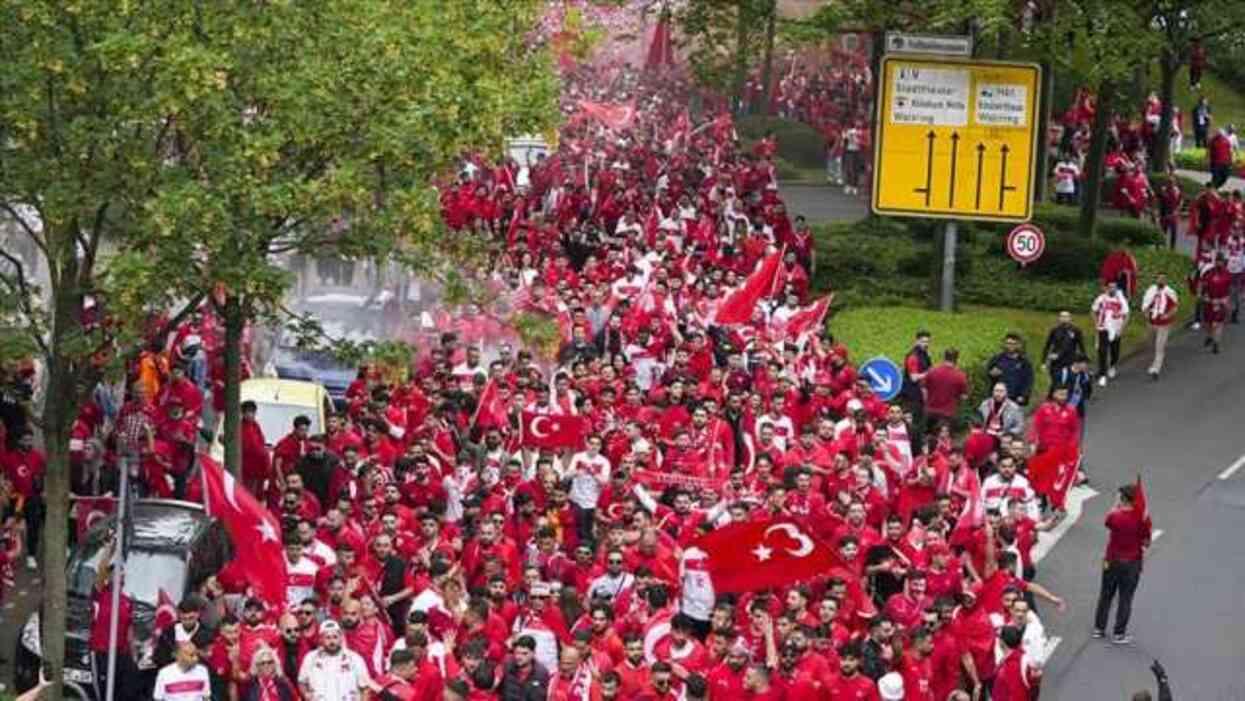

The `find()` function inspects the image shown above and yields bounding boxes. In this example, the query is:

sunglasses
[258,660,276,666]
[298,610,316,617]
[608,559,624,565]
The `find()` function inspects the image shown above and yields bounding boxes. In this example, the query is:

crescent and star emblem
[529,416,557,439]
[752,523,815,562]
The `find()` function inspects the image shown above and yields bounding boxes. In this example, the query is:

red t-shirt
[1104,507,1151,562]
[922,365,968,418]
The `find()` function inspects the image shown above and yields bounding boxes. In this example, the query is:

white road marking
[1034,486,1099,563]
[1152,529,1164,542]
[1218,455,1245,480]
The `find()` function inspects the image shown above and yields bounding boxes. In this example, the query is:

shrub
[1173,147,1245,171]
[1097,217,1164,246]
[737,115,826,169]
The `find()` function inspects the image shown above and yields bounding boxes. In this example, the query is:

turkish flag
[154,588,177,633]
[714,249,782,325]
[74,496,116,542]
[573,100,636,131]
[1133,475,1152,529]
[198,454,288,608]
[779,294,833,341]
[691,518,836,593]
[1028,442,1080,510]
[471,378,504,430]
[520,412,587,450]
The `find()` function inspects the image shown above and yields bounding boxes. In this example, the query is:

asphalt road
[1038,318,1245,700]
[780,182,869,223]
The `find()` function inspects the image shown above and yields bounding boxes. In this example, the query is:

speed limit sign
[1006,223,1046,265]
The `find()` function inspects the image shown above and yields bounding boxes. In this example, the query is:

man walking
[1202,253,1233,354]
[901,330,932,444]
[1040,311,1087,386]
[1091,282,1130,386]
[986,334,1035,406]
[1093,484,1152,644]
[924,348,969,430]
[1141,274,1179,379]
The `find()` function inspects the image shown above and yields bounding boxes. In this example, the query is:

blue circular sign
[859,356,903,402]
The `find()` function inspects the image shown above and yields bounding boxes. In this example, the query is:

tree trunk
[1034,61,1055,203]
[1079,85,1115,238]
[758,0,777,117]
[40,234,84,701]
[221,295,245,476]
[1152,49,1179,173]
[732,0,750,115]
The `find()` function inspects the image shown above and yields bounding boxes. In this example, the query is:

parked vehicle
[14,500,233,700]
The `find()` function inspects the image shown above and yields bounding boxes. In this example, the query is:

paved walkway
[1175,167,1245,191]
[779,182,869,224]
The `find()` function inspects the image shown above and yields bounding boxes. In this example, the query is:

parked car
[14,499,233,700]
[270,292,387,407]
[208,378,333,462]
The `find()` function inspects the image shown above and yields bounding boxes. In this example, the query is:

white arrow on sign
[866,367,894,393]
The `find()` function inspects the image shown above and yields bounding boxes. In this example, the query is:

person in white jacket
[1140,274,1179,379]
[1091,281,1130,386]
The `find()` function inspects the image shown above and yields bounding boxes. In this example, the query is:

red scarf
[256,677,283,701]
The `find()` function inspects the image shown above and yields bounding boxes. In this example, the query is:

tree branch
[0,248,52,358]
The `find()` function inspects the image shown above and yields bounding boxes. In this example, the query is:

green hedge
[814,211,1191,315]
[1173,147,1245,172]
[737,115,825,170]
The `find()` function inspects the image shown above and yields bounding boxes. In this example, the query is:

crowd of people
[0,36,1179,701]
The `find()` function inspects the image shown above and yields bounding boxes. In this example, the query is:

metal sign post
[104,455,130,701]
[941,222,958,312]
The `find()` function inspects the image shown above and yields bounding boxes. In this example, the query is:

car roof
[121,500,213,551]
[242,378,327,408]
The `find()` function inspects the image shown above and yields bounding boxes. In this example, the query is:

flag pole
[197,453,211,517]
[104,454,131,701]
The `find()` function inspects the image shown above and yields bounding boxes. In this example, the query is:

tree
[1030,0,1160,237]
[0,1,557,698]
[1145,0,1245,173]
[676,0,775,113]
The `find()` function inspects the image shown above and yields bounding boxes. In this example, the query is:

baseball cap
[530,582,551,597]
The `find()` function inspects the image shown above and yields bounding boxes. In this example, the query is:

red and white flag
[713,249,783,325]
[779,294,833,341]
[74,496,116,542]
[520,411,587,450]
[1133,474,1152,529]
[690,518,835,593]
[154,587,178,634]
[1028,442,1080,510]
[198,454,288,608]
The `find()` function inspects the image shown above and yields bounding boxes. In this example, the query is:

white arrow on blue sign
[859,356,903,402]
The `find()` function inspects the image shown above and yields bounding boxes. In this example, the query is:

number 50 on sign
[1007,223,1045,265]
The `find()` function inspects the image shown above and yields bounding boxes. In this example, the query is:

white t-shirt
[568,452,611,509]
[298,648,371,701]
[286,556,319,608]
[153,662,211,701]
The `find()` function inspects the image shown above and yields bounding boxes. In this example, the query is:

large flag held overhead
[199,454,288,608]
[1028,442,1080,510]
[644,17,675,71]
[713,249,782,325]
[779,294,833,340]
[571,100,637,131]
[690,518,835,593]
[520,411,588,450]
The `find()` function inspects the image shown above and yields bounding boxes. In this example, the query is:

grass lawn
[828,303,1182,413]
[1172,69,1245,137]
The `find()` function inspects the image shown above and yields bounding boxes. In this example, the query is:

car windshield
[255,401,321,442]
[67,536,187,606]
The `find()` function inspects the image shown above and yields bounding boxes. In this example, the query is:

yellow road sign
[872,56,1042,222]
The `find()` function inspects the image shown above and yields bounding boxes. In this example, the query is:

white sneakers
[26,556,37,571]
[1098,376,1108,387]
[1107,367,1117,379]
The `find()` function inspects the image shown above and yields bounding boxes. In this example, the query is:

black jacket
[499,660,550,701]
[153,623,216,670]
[1041,324,1087,369]
[239,677,298,701]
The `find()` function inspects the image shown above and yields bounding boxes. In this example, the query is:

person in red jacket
[1,430,44,570]
[1209,127,1234,188]
[990,626,1041,700]
[240,400,272,498]
[1093,483,1152,643]
[1201,254,1233,353]
[1029,387,1080,454]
